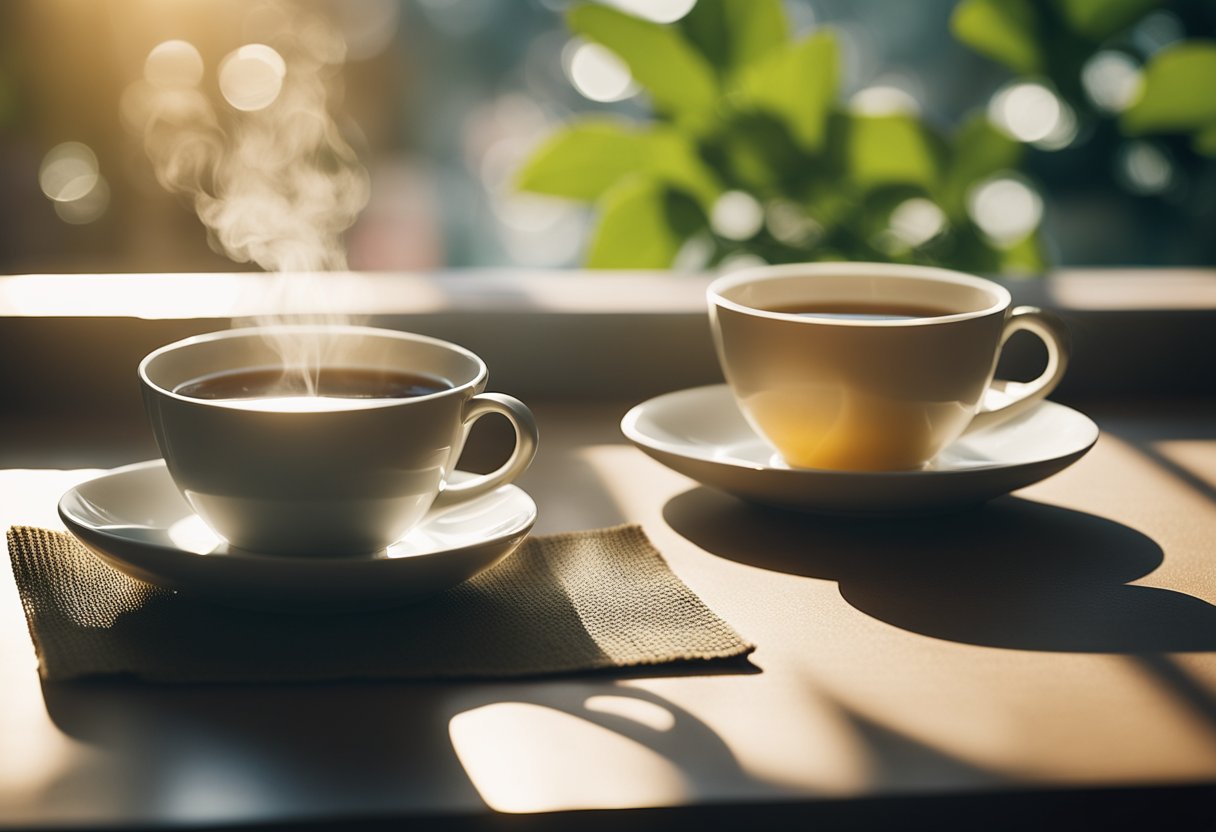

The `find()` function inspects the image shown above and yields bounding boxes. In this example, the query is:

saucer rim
[620,384,1100,479]
[57,459,538,564]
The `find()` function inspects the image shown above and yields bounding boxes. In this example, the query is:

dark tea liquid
[176,367,450,401]
[765,301,956,321]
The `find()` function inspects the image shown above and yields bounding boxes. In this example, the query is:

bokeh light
[39,142,100,203]
[563,40,637,103]
[967,176,1043,246]
[144,40,204,88]
[710,191,764,241]
[988,82,1062,144]
[1032,101,1078,151]
[765,200,823,247]
[672,232,714,271]
[717,251,768,274]
[39,142,108,225]
[1082,51,1142,113]
[1118,141,1174,195]
[54,177,110,225]
[849,85,921,117]
[495,194,585,267]
[889,198,946,247]
[495,192,573,234]
[607,0,697,24]
[467,93,586,267]
[218,44,287,112]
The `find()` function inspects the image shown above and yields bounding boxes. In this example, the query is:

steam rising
[137,2,370,393]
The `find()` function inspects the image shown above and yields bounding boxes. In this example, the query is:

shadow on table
[663,487,1216,654]
[1098,402,1216,509]
[35,677,1216,831]
[38,677,797,822]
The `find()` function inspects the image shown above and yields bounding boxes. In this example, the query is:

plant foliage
[520,0,1214,271]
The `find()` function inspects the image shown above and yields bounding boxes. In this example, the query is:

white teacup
[139,325,538,555]
[708,263,1069,471]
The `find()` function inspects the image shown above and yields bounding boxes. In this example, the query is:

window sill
[0,268,1212,423]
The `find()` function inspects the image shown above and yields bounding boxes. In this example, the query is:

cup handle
[434,392,539,507]
[965,306,1070,435]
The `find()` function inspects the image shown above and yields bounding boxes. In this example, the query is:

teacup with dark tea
[175,366,451,409]
[140,325,538,555]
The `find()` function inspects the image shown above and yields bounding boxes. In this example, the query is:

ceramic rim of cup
[139,324,488,409]
[707,262,1012,327]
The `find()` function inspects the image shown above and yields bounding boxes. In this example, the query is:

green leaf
[950,0,1043,75]
[941,112,1023,219]
[708,112,807,192]
[1194,122,1216,157]
[846,114,942,192]
[679,0,789,79]
[804,188,856,230]
[516,121,649,201]
[731,31,838,153]
[585,176,705,268]
[1052,0,1158,42]
[1122,41,1216,135]
[516,119,721,209]
[567,4,718,131]
[645,129,723,208]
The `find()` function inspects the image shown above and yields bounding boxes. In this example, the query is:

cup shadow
[37,677,782,820]
[663,487,1216,653]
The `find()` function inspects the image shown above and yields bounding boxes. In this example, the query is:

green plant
[518,0,1216,271]
[952,0,1216,155]
[517,0,1038,272]
[951,0,1216,265]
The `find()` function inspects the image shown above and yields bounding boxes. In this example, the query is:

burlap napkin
[7,524,753,683]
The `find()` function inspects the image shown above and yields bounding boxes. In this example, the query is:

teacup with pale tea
[708,263,1069,471]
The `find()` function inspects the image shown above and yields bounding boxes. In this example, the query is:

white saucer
[58,460,537,612]
[621,385,1099,515]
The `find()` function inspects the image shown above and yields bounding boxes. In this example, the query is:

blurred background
[0,0,1213,276]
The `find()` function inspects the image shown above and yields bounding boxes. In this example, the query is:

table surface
[2,398,1215,828]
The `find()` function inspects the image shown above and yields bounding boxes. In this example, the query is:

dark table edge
[25,781,1216,832]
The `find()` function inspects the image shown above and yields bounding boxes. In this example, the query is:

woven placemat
[7,524,753,683]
